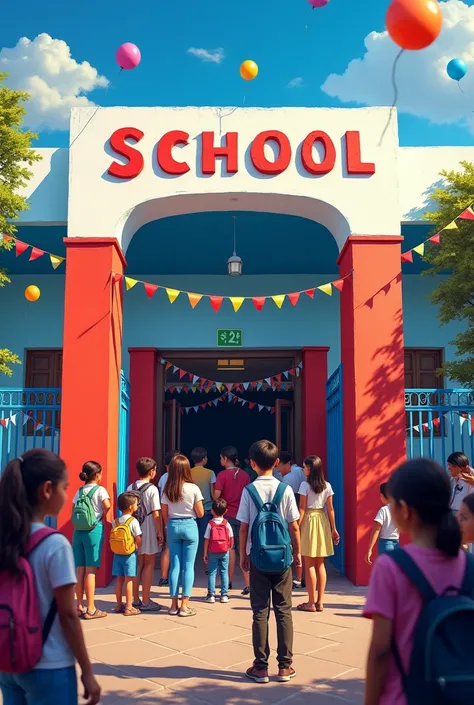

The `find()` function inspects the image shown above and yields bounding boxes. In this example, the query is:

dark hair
[118,492,138,512]
[0,449,66,574]
[304,455,326,494]
[191,447,207,464]
[249,440,279,471]
[164,454,193,503]
[279,451,293,466]
[79,460,101,483]
[136,457,156,478]
[220,446,240,468]
[463,494,474,515]
[447,452,470,469]
[212,497,227,516]
[164,450,178,467]
[389,458,461,558]
[380,482,389,499]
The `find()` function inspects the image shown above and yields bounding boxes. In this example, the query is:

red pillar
[59,238,125,587]
[338,236,406,586]
[302,347,329,467]
[128,348,158,478]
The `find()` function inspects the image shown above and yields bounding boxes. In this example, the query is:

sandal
[315,603,324,612]
[113,604,125,614]
[77,607,87,618]
[179,607,196,618]
[168,608,179,616]
[83,609,107,620]
[123,606,141,616]
[297,602,317,613]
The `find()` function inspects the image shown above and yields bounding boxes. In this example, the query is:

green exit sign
[217,329,243,347]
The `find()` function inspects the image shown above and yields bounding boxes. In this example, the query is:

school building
[1,105,474,585]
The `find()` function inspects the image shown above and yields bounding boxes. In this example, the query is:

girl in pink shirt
[364,458,466,705]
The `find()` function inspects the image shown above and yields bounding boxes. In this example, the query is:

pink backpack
[208,520,232,553]
[0,527,57,673]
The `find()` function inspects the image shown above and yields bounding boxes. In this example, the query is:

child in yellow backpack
[110,493,142,616]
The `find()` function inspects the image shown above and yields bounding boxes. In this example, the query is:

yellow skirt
[301,509,334,558]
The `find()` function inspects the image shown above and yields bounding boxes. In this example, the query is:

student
[127,457,163,611]
[157,450,178,587]
[365,482,400,564]
[215,446,251,594]
[72,460,110,619]
[204,498,234,603]
[243,457,258,482]
[0,449,101,705]
[277,451,305,589]
[161,454,204,617]
[190,447,216,541]
[364,458,469,705]
[297,456,339,613]
[110,492,142,616]
[448,451,474,515]
[459,494,474,545]
[237,440,301,684]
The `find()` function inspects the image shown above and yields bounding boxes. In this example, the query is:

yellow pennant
[49,255,64,270]
[230,297,245,312]
[443,220,458,231]
[271,295,286,309]
[187,293,203,309]
[125,277,139,290]
[166,288,180,303]
[413,243,425,257]
[318,283,333,296]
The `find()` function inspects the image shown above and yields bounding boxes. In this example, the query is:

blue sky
[3,0,474,148]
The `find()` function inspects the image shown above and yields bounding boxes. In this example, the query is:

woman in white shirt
[297,455,339,613]
[161,454,204,617]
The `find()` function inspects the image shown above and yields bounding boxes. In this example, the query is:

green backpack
[72,486,100,531]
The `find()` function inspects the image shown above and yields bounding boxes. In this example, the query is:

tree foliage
[423,161,474,388]
[0,72,41,376]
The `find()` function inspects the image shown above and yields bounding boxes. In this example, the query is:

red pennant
[289,368,296,376]
[432,417,440,428]
[332,279,344,292]
[113,273,123,284]
[270,408,275,414]
[144,283,159,299]
[304,288,315,299]
[179,369,185,380]
[208,401,212,407]
[276,374,282,383]
[188,373,194,382]
[29,247,45,261]
[401,251,414,263]
[249,402,256,409]
[459,208,474,220]
[288,292,300,307]
[252,297,266,311]
[200,403,206,409]
[209,296,224,313]
[233,396,238,404]
[429,233,440,245]
[15,240,29,257]
[0,419,6,427]
[225,383,233,392]
[183,386,189,394]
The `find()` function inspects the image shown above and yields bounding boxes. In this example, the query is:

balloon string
[379,48,404,146]
[69,67,121,149]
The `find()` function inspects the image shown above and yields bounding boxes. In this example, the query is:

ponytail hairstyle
[388,458,461,558]
[0,449,66,574]
[304,455,327,494]
[164,454,193,503]
[79,460,102,483]
[220,446,240,469]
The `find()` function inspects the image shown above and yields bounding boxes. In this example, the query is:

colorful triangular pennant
[209,296,224,313]
[458,207,474,221]
[15,240,29,257]
[317,283,332,296]
[166,288,180,304]
[413,243,425,257]
[49,254,64,270]
[230,297,245,312]
[144,283,159,299]
[271,295,285,309]
[252,297,266,312]
[125,277,138,291]
[401,251,414,263]
[29,247,45,261]
[188,293,203,309]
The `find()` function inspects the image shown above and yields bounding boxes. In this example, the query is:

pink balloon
[308,0,330,7]
[116,43,141,70]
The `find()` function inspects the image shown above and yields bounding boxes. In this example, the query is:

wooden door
[163,399,181,458]
[275,399,294,452]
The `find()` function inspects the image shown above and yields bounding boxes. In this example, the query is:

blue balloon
[447,58,467,82]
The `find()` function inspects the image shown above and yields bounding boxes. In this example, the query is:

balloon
[386,0,443,51]
[308,0,330,7]
[240,60,258,81]
[25,285,40,302]
[116,43,141,70]
[447,58,467,82]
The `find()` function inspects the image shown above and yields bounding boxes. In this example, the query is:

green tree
[424,161,474,388]
[0,72,41,376]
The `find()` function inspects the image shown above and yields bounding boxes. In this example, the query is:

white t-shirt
[236,476,300,555]
[204,516,234,540]
[298,480,334,509]
[115,514,142,537]
[158,472,168,496]
[127,479,161,515]
[374,505,399,540]
[29,523,77,670]
[281,465,306,495]
[161,482,204,519]
[451,470,474,512]
[72,483,110,520]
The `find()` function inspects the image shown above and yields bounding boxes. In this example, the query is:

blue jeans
[208,551,229,595]
[168,518,199,598]
[378,538,399,555]
[0,666,77,705]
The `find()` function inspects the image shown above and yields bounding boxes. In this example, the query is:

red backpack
[208,519,232,553]
[0,527,58,673]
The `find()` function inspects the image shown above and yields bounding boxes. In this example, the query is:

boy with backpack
[203,498,234,603]
[110,492,142,616]
[236,440,301,684]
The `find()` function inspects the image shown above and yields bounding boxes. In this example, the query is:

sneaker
[241,586,250,596]
[246,666,269,684]
[220,594,229,603]
[140,600,162,612]
[205,593,216,604]
[158,578,169,587]
[277,667,296,683]
[292,580,302,589]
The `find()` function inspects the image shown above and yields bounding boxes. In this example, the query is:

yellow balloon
[25,285,41,302]
[240,60,258,81]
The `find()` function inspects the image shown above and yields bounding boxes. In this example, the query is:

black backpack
[390,549,474,705]
[131,481,153,525]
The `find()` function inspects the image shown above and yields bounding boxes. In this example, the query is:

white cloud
[0,33,108,131]
[187,47,224,64]
[321,0,474,129]
[288,77,303,88]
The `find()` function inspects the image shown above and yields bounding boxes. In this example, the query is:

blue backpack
[246,482,293,574]
[390,549,474,705]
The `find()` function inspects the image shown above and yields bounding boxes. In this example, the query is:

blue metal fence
[117,372,130,496]
[326,365,344,574]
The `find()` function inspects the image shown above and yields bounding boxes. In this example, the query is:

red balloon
[386,0,443,51]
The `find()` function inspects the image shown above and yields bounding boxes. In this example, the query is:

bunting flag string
[0,234,65,270]
[401,200,474,264]
[179,391,278,415]
[112,272,352,312]
[406,410,474,434]
[0,410,59,435]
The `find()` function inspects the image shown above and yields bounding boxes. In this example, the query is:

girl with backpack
[365,458,474,705]
[72,461,110,620]
[297,456,339,613]
[0,449,101,705]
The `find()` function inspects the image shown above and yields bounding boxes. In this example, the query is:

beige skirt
[301,509,334,558]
